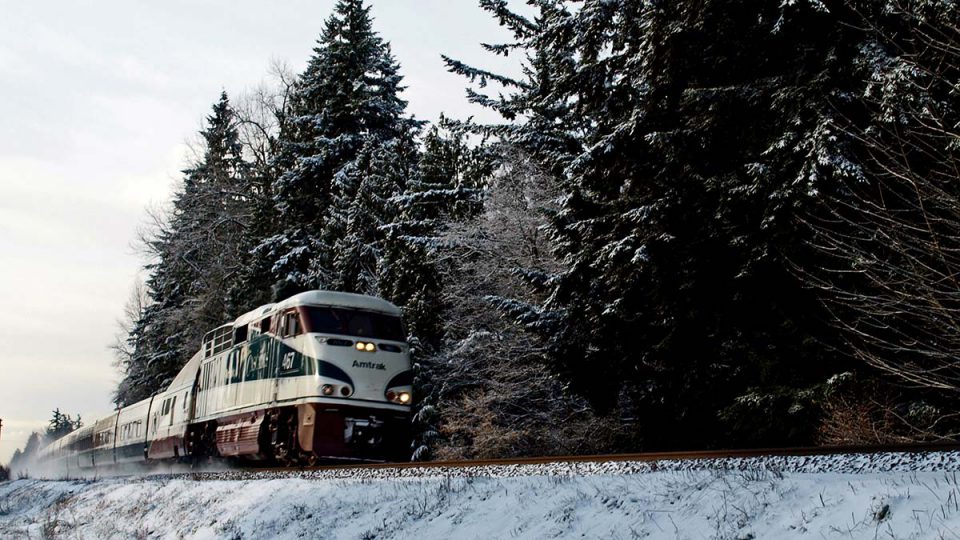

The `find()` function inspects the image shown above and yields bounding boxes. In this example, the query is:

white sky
[0,0,526,463]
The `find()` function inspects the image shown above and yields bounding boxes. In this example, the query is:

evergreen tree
[379,123,491,348]
[408,121,488,223]
[227,152,281,316]
[261,0,412,300]
[46,408,81,440]
[448,0,877,448]
[178,92,254,331]
[332,130,420,295]
[117,92,253,406]
[116,253,192,406]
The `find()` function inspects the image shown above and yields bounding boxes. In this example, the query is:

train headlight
[355,342,365,351]
[385,389,412,404]
[322,384,335,396]
[355,341,377,352]
[340,386,352,397]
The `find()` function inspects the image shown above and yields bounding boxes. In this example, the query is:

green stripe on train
[201,334,353,390]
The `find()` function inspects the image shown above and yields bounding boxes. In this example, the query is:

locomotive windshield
[303,307,405,342]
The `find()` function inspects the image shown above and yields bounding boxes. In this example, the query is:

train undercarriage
[184,404,412,466]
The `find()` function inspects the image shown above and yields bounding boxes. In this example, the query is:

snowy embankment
[2,453,960,539]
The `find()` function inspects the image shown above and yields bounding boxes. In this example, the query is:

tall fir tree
[46,408,81,440]
[117,92,253,406]
[259,0,412,301]
[332,127,421,295]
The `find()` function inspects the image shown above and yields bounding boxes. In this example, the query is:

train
[38,291,413,472]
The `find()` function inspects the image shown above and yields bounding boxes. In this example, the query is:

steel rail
[237,442,960,476]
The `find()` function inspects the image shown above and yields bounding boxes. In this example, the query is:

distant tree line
[112,0,960,459]
[7,409,82,473]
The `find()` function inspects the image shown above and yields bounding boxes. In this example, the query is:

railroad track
[144,442,960,479]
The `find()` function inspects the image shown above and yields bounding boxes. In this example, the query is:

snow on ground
[2,452,960,539]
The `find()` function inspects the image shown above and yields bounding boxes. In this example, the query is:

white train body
[39,291,413,470]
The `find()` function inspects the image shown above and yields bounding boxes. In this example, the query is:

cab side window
[234,324,248,344]
[282,311,301,337]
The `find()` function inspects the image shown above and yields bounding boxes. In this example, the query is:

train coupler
[344,417,385,447]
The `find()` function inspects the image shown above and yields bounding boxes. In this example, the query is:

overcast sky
[0,0,525,463]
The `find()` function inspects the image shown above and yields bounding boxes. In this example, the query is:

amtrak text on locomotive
[352,360,386,370]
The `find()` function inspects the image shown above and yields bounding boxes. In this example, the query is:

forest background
[8,0,960,468]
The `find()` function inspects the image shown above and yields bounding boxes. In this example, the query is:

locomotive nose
[309,332,411,407]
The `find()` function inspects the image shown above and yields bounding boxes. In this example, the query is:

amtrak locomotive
[38,291,413,471]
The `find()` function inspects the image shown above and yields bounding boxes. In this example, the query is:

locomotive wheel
[265,410,299,466]
[301,451,319,467]
[188,421,219,468]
